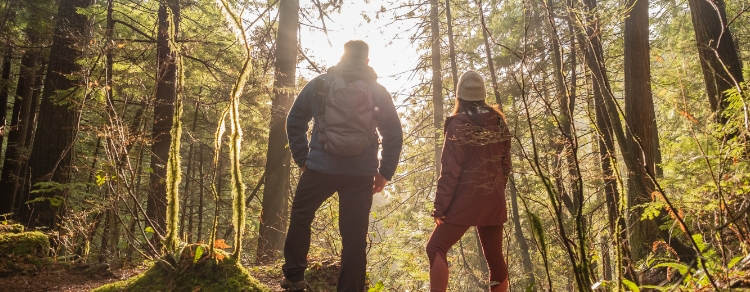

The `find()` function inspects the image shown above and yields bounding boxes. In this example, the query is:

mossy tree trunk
[147,0,180,249]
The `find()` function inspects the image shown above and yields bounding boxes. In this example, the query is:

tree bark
[477,0,502,109]
[23,0,94,229]
[257,0,298,261]
[578,0,694,270]
[197,145,204,243]
[445,0,458,92]
[0,50,38,216]
[146,0,179,244]
[687,0,744,124]
[16,60,45,213]
[509,176,537,291]
[0,44,11,159]
[623,0,661,262]
[180,101,200,239]
[430,0,443,178]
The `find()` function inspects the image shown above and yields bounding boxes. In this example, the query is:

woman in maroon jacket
[427,71,512,292]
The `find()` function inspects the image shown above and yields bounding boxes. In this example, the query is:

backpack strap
[314,78,329,117]
[314,77,330,144]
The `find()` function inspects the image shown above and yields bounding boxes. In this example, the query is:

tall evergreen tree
[687,0,744,124]
[257,0,299,261]
[0,45,11,160]
[146,0,180,245]
[23,0,94,228]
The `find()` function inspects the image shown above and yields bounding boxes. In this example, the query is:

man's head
[341,40,369,65]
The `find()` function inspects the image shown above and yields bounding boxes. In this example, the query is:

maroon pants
[426,223,507,292]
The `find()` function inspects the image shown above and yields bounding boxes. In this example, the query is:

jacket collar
[327,61,378,82]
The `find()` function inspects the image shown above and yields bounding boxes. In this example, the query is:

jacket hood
[328,60,378,82]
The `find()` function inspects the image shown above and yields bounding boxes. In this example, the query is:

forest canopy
[0,0,748,291]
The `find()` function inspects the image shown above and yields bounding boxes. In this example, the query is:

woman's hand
[433,216,445,226]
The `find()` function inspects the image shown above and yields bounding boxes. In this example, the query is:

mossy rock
[302,258,372,290]
[0,231,51,275]
[0,223,25,233]
[92,244,271,292]
[304,259,340,290]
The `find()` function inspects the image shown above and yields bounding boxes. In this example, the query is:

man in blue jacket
[281,40,403,291]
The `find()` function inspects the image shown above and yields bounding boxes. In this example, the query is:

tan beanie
[456,71,487,101]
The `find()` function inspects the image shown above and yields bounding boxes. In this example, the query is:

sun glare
[298,2,419,100]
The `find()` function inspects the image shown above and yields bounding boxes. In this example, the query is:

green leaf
[654,262,689,275]
[194,245,204,264]
[96,174,106,186]
[728,255,744,269]
[691,234,706,252]
[622,278,640,292]
[145,226,155,233]
[367,281,384,292]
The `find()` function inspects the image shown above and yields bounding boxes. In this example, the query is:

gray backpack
[314,76,379,156]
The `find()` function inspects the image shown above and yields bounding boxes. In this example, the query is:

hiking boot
[280,278,306,291]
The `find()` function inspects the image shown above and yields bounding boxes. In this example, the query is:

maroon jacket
[432,111,512,226]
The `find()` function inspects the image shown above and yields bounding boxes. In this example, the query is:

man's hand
[372,173,387,194]
[433,216,445,226]
[300,163,307,173]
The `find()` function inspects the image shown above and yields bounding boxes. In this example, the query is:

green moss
[93,244,271,292]
[0,223,25,233]
[0,231,50,274]
[304,259,340,290]
[0,231,50,257]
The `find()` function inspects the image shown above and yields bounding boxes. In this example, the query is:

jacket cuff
[431,209,444,218]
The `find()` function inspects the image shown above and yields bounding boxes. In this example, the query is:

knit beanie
[456,71,487,101]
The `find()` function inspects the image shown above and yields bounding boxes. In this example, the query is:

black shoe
[280,278,306,291]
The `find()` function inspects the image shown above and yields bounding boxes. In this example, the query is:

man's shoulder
[369,82,390,99]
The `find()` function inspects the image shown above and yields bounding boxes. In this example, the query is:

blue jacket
[286,63,403,180]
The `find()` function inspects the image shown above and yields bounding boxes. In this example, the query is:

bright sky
[297,1,421,103]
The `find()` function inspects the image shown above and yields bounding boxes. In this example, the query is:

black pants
[282,169,374,292]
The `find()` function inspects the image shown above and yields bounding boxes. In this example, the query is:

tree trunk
[16,61,45,211]
[477,0,502,109]
[578,0,694,272]
[0,44,11,158]
[430,0,443,177]
[687,0,744,124]
[146,0,179,245]
[623,0,661,262]
[509,177,537,291]
[257,0,298,262]
[22,0,94,229]
[445,0,458,92]
[0,50,38,216]
[197,146,204,243]
[180,101,200,239]
[545,0,576,216]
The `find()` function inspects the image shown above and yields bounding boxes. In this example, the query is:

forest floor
[0,262,146,292]
[0,261,290,292]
